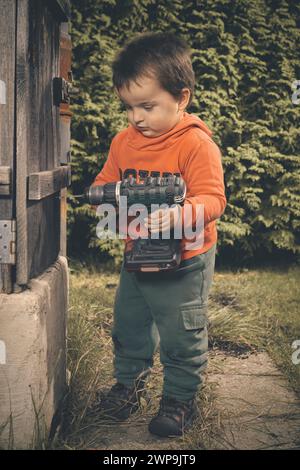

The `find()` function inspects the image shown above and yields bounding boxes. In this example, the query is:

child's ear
[178,88,190,112]
[114,87,121,98]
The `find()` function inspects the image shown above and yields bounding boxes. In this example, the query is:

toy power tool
[84,175,186,273]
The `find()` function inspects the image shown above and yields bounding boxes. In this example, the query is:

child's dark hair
[112,32,195,108]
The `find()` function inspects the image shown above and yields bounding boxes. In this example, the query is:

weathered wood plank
[27,196,61,279]
[26,1,62,280]
[0,166,11,185]
[27,0,61,174]
[0,0,16,292]
[0,264,12,293]
[0,0,15,219]
[28,165,71,200]
[0,166,11,195]
[59,187,67,257]
[15,0,29,286]
[59,22,72,256]
[0,187,10,196]
[13,0,68,285]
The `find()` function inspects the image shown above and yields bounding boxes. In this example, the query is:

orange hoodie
[92,112,226,260]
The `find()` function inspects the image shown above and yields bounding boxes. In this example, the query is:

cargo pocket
[174,305,208,359]
[180,304,208,330]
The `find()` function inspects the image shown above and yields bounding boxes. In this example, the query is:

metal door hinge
[0,220,16,264]
[53,77,79,106]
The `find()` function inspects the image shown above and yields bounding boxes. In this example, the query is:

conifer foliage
[69,0,300,264]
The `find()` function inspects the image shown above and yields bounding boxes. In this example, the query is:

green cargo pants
[111,243,216,401]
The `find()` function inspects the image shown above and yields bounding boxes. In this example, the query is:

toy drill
[83,175,186,273]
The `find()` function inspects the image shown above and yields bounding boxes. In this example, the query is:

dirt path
[74,350,300,450]
[206,351,300,449]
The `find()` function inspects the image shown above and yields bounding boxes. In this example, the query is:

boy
[92,32,226,437]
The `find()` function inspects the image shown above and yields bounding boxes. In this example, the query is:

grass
[51,258,300,449]
[210,264,300,393]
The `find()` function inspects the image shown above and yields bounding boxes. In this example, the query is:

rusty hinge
[0,220,16,264]
[53,77,79,107]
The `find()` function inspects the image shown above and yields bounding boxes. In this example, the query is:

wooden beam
[0,0,15,218]
[27,165,71,200]
[0,166,11,195]
[59,187,67,257]
[15,0,29,286]
[0,166,11,185]
[0,187,10,196]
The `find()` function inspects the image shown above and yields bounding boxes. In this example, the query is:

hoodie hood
[126,112,213,152]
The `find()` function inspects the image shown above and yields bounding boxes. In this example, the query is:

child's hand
[143,204,182,234]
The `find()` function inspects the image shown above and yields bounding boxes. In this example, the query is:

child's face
[117,75,189,138]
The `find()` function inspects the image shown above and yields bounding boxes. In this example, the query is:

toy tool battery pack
[124,238,182,272]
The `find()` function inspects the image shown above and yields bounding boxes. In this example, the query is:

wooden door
[0,0,71,293]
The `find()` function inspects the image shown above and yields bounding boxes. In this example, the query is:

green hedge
[68,0,300,265]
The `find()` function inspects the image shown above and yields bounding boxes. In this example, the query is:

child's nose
[132,109,145,125]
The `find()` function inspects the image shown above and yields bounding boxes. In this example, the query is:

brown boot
[93,379,149,421]
[148,396,199,437]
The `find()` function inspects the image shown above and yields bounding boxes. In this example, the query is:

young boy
[92,32,226,437]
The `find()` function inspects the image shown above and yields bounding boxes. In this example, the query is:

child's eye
[144,106,154,111]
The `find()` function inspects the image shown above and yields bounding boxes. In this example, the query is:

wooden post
[15,0,29,287]
[0,0,16,293]
[59,21,72,257]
